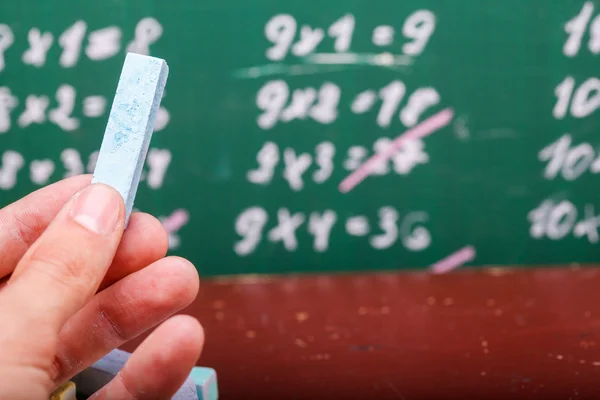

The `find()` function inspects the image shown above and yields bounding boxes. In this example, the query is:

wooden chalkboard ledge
[122,266,600,399]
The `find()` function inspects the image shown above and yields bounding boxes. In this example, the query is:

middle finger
[50,255,199,385]
[99,212,169,290]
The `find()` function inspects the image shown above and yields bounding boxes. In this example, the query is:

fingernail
[71,184,121,234]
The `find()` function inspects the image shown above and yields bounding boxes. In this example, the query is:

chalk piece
[70,348,129,395]
[190,367,219,400]
[72,349,215,399]
[91,52,169,227]
[49,381,77,400]
[176,375,201,400]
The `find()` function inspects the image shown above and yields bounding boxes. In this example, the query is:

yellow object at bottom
[49,381,77,400]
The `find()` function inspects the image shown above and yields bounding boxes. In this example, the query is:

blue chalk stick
[190,366,219,400]
[91,52,169,226]
[72,349,218,399]
[71,348,128,395]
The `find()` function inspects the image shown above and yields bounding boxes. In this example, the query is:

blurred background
[2,1,599,277]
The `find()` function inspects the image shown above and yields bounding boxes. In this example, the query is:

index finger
[2,183,126,332]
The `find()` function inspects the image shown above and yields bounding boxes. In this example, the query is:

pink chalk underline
[162,209,190,234]
[430,246,476,275]
[338,107,455,193]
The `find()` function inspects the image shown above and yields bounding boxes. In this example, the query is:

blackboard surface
[1,1,599,276]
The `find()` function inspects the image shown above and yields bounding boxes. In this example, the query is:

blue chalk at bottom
[91,52,169,227]
[72,349,218,399]
[190,366,219,400]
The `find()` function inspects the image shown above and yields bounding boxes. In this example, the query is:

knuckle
[97,294,131,342]
[11,212,34,246]
[9,207,45,247]
[50,356,64,383]
[52,349,85,385]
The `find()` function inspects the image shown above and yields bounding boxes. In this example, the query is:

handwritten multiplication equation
[256,79,441,131]
[235,10,448,257]
[233,206,431,255]
[0,17,163,70]
[247,139,429,191]
[529,2,600,243]
[0,84,170,134]
[528,199,600,243]
[262,11,435,61]
[0,17,170,134]
[0,147,171,190]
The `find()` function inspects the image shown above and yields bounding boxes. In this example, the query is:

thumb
[2,183,125,332]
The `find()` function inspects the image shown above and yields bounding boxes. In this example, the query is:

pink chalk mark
[339,108,455,193]
[430,246,476,274]
[162,209,190,234]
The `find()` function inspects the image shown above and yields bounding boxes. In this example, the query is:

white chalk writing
[234,206,431,255]
[529,198,600,243]
[563,2,600,57]
[263,10,435,60]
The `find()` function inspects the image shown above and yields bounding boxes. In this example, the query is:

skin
[0,175,204,399]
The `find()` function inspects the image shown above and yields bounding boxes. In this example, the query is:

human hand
[0,175,203,399]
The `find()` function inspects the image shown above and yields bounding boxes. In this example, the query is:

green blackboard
[1,1,600,276]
